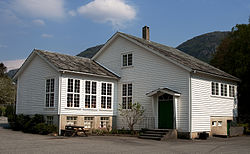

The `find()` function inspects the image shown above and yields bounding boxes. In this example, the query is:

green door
[158,100,173,129]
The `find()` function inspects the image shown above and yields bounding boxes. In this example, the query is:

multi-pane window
[85,81,97,108]
[100,117,109,128]
[229,85,235,97]
[67,79,80,107]
[122,53,133,67]
[45,78,55,107]
[211,82,219,95]
[101,83,112,109]
[122,83,132,109]
[218,121,222,126]
[84,117,94,129]
[46,116,53,125]
[212,121,217,127]
[221,84,227,96]
[67,116,77,126]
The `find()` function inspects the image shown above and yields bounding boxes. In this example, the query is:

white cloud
[2,59,25,71]
[32,19,45,26]
[11,0,66,20]
[68,10,77,17]
[41,34,53,38]
[77,0,136,29]
[0,44,8,48]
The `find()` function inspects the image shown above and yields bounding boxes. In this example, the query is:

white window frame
[122,83,132,109]
[84,80,97,109]
[221,83,228,97]
[45,78,55,108]
[121,52,133,67]
[218,121,222,127]
[67,78,80,108]
[84,117,94,129]
[66,116,77,126]
[212,121,217,127]
[46,116,54,125]
[100,117,110,128]
[101,82,113,109]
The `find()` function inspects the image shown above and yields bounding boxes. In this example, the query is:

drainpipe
[58,73,62,135]
[189,72,193,139]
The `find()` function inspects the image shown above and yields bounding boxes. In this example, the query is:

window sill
[99,109,113,111]
[65,107,81,110]
[210,95,234,100]
[121,65,134,69]
[44,107,56,110]
[83,108,98,111]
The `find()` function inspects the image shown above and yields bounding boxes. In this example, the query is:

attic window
[122,53,133,67]
[211,82,219,95]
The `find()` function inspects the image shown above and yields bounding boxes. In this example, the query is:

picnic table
[64,125,88,137]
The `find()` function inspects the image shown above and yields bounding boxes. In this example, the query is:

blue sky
[0,0,249,61]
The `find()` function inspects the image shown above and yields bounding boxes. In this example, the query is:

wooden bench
[64,125,88,137]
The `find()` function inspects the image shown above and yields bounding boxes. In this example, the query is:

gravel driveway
[0,117,250,154]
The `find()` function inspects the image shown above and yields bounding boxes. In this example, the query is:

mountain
[77,44,104,58]
[77,31,229,63]
[176,31,229,63]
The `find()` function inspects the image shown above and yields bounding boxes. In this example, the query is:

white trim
[44,77,56,108]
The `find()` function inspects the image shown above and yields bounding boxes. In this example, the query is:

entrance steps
[139,129,177,141]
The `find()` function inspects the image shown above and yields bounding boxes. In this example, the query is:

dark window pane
[128,97,132,109]
[102,83,106,95]
[107,84,112,95]
[50,79,54,92]
[122,84,127,96]
[46,79,50,92]
[224,84,227,96]
[122,97,126,109]
[128,84,132,96]
[107,97,111,109]
[215,83,219,95]
[123,54,127,66]
[50,93,54,107]
[74,94,80,107]
[128,54,132,66]
[92,82,96,94]
[91,96,96,108]
[101,96,106,108]
[74,80,80,93]
[85,95,90,108]
[85,81,90,94]
[68,79,73,92]
[67,94,73,107]
[211,82,215,95]
[46,94,50,107]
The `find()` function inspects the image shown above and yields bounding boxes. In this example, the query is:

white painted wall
[59,73,118,116]
[95,36,190,132]
[191,73,237,132]
[16,54,59,115]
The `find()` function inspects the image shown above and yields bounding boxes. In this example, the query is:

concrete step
[140,133,163,137]
[143,129,170,132]
[143,131,167,135]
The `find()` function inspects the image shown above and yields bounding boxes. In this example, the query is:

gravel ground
[0,116,250,154]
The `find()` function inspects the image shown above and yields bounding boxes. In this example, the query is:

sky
[0,0,249,65]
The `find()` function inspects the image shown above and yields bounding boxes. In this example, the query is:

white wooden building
[14,27,239,138]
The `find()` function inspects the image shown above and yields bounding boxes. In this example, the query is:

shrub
[0,106,6,116]
[5,104,15,117]
[34,123,57,135]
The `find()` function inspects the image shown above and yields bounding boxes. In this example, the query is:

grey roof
[35,49,119,79]
[118,32,239,81]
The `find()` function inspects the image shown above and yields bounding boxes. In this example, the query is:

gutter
[189,73,192,139]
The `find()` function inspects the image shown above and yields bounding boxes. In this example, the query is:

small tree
[118,102,145,131]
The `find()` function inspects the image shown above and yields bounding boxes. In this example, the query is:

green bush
[0,106,6,116]
[5,105,15,117]
[34,123,57,135]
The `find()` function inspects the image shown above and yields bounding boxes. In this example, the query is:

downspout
[58,73,62,135]
[189,72,193,139]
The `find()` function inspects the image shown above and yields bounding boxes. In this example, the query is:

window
[122,53,133,67]
[212,121,217,127]
[211,82,219,95]
[85,81,97,108]
[218,121,222,126]
[67,79,80,107]
[221,84,227,96]
[101,83,112,109]
[84,117,94,129]
[46,116,53,125]
[67,116,77,125]
[229,85,235,97]
[45,78,55,107]
[100,117,110,128]
[122,83,132,109]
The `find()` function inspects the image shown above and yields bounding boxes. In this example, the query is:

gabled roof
[14,49,119,80]
[93,32,239,81]
[146,87,181,97]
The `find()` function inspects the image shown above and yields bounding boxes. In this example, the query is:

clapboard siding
[191,74,237,132]
[16,54,59,115]
[95,36,190,131]
[59,73,118,116]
